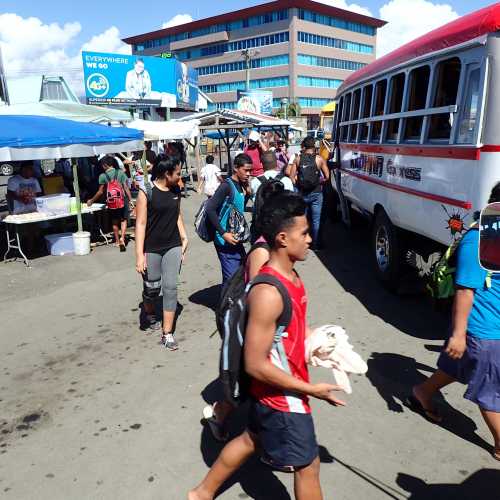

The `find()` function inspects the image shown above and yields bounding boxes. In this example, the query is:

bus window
[385,72,405,142]
[360,84,373,141]
[341,92,351,142]
[457,66,481,144]
[349,88,361,142]
[403,65,430,142]
[335,96,344,142]
[371,79,387,142]
[428,57,461,141]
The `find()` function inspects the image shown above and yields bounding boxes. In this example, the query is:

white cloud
[317,0,373,17]
[0,13,131,98]
[377,0,459,56]
[162,14,194,29]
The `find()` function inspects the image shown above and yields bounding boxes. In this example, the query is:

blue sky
[1,0,493,48]
[0,0,495,96]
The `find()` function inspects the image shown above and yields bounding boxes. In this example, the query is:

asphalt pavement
[0,191,498,500]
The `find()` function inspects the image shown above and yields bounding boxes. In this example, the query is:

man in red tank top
[189,192,345,500]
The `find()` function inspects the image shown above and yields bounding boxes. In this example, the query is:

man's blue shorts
[247,400,318,471]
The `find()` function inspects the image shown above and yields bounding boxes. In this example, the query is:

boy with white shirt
[198,155,223,198]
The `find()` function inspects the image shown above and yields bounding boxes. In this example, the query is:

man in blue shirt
[409,183,500,462]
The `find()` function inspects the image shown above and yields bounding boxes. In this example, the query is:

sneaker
[144,315,161,333]
[161,332,179,351]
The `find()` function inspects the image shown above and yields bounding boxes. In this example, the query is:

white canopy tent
[127,119,200,141]
[0,101,133,125]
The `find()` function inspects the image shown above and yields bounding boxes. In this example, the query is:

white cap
[248,130,260,142]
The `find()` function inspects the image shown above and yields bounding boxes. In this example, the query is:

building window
[297,76,343,88]
[359,84,373,141]
[457,65,481,144]
[370,80,386,142]
[198,54,289,76]
[298,31,374,54]
[200,76,289,94]
[299,9,376,35]
[297,54,366,72]
[385,72,405,142]
[298,97,332,108]
[403,65,430,142]
[175,31,289,60]
[428,57,461,141]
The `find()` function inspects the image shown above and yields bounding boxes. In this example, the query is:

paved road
[0,192,498,499]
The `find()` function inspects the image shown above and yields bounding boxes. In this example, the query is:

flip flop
[202,406,228,442]
[406,394,442,424]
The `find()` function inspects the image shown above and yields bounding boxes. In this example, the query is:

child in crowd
[197,155,223,198]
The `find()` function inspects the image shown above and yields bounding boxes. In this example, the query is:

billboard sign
[82,51,198,109]
[237,90,273,115]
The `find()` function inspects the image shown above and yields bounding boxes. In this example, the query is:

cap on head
[248,130,260,142]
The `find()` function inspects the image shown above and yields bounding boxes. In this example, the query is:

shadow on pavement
[397,469,500,500]
[366,352,492,453]
[318,445,406,499]
[199,379,291,499]
[315,219,449,341]
[189,285,222,312]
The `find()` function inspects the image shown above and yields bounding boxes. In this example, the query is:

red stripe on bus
[481,145,500,153]
[340,168,473,209]
[339,143,480,160]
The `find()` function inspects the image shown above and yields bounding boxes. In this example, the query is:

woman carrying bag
[135,155,188,351]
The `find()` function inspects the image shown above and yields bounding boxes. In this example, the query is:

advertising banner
[237,90,273,115]
[82,51,198,109]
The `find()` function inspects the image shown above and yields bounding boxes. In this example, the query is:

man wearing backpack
[205,153,252,286]
[408,184,500,462]
[250,151,294,242]
[87,155,132,252]
[189,191,345,500]
[290,136,330,249]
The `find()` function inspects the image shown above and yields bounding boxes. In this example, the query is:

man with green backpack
[408,183,500,462]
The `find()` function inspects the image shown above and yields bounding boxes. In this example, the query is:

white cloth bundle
[305,325,368,394]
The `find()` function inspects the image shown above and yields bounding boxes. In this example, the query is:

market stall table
[2,203,107,267]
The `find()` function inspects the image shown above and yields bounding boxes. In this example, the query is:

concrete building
[123,0,386,128]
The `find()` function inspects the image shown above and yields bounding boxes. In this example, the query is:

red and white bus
[332,4,500,287]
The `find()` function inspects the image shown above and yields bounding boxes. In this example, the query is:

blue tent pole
[72,159,83,233]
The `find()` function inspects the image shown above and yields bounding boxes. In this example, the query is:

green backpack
[427,228,492,300]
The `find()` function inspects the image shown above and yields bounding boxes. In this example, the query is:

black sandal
[406,394,442,424]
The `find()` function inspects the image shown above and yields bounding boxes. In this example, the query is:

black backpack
[217,254,292,407]
[297,153,321,193]
[250,174,285,242]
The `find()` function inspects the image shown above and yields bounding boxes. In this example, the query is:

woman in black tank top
[135,155,188,351]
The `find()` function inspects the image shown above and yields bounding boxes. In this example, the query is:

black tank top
[144,185,181,254]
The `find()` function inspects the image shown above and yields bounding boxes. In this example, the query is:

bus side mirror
[479,202,500,272]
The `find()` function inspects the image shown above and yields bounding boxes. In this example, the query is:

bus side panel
[338,147,483,246]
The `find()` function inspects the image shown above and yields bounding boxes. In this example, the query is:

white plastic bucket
[73,231,91,256]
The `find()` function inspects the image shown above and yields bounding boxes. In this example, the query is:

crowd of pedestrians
[75,128,500,498]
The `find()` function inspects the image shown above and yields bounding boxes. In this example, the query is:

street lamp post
[281,97,289,120]
[241,48,260,92]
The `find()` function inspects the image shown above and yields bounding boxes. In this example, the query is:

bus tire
[372,210,401,289]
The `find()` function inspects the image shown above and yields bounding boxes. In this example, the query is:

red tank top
[249,265,310,414]
[244,146,264,177]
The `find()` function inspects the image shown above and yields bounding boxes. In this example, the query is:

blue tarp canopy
[0,115,143,161]
[203,130,240,140]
